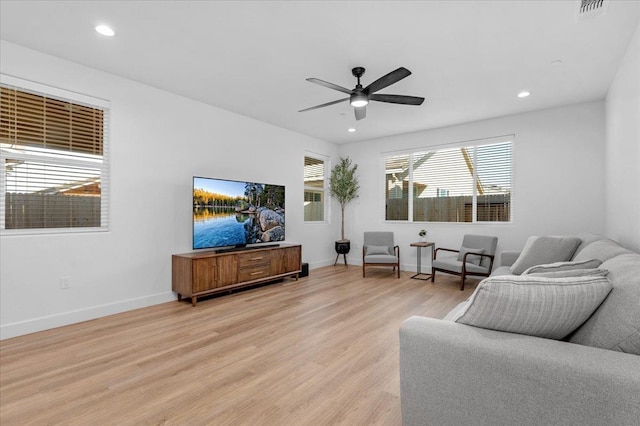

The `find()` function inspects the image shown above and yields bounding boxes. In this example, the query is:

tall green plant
[329,157,360,241]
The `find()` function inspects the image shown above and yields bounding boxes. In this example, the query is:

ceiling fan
[299,66,424,121]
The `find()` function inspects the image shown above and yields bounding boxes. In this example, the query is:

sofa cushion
[490,265,513,277]
[449,274,612,340]
[366,245,391,255]
[568,253,640,355]
[572,238,633,263]
[457,246,485,265]
[509,236,581,275]
[522,259,602,275]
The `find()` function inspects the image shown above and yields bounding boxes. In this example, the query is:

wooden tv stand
[172,244,302,306]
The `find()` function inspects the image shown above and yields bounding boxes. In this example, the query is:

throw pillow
[527,268,608,278]
[457,247,485,266]
[366,245,390,255]
[509,236,581,275]
[450,274,612,340]
[522,258,602,275]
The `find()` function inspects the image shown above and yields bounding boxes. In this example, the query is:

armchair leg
[362,264,365,278]
[431,269,435,282]
[460,275,465,291]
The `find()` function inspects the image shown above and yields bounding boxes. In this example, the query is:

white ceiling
[1,1,639,144]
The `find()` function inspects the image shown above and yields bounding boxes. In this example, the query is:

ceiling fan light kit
[300,66,424,121]
[350,93,368,108]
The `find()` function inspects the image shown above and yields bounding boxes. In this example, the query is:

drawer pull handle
[251,271,264,276]
[250,257,263,261]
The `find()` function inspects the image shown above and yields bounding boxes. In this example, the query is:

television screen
[193,176,285,250]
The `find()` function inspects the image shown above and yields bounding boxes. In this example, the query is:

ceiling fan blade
[354,106,366,121]
[306,78,353,95]
[364,67,412,95]
[370,94,425,105]
[299,97,349,112]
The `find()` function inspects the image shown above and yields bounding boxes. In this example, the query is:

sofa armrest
[500,250,521,267]
[399,316,640,426]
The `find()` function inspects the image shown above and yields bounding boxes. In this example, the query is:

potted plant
[329,156,360,264]
[419,229,427,242]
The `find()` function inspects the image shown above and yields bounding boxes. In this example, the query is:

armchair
[362,231,400,278]
[431,234,497,290]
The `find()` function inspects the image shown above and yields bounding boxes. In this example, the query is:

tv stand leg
[191,296,197,307]
[177,294,182,302]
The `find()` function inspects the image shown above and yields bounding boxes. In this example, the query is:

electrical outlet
[60,276,71,290]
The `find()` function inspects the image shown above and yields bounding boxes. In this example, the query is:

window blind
[0,79,110,232]
[383,137,512,223]
[304,155,325,221]
[0,87,104,155]
[413,147,475,222]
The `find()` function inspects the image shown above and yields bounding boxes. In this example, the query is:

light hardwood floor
[0,265,478,426]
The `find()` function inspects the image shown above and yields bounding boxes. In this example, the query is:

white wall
[2,34,626,339]
[0,41,339,339]
[605,22,640,252]
[337,101,606,270]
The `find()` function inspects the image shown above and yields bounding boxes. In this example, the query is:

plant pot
[335,240,351,254]
[334,240,350,266]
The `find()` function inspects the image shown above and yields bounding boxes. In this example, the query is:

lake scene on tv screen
[193,177,285,250]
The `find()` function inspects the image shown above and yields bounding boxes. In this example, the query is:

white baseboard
[0,292,176,340]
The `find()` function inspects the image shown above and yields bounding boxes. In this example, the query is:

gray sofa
[399,233,640,425]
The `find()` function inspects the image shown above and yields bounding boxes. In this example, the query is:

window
[384,136,512,223]
[304,155,326,221]
[0,76,110,233]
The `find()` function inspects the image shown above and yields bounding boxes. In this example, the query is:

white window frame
[303,152,329,223]
[381,135,513,224]
[0,74,111,235]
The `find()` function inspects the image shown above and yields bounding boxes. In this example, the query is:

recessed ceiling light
[348,128,356,133]
[517,91,531,98]
[95,25,115,37]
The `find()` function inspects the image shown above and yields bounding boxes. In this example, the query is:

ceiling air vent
[576,0,609,20]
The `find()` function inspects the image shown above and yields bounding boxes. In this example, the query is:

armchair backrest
[461,234,498,268]
[364,231,395,254]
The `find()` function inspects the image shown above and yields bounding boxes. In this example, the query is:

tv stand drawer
[238,265,271,282]
[238,253,270,268]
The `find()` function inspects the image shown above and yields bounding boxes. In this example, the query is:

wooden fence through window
[387,194,510,222]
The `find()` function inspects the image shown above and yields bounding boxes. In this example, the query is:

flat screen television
[193,176,285,251]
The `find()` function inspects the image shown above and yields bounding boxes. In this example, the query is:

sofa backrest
[571,232,605,258]
[568,240,640,356]
[572,238,634,263]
